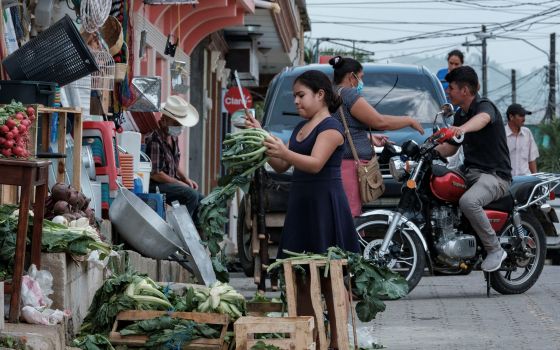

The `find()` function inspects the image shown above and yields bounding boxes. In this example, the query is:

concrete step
[2,323,65,350]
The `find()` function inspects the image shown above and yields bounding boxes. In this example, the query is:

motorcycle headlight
[389,156,406,181]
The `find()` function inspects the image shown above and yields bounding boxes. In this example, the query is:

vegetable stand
[0,159,50,323]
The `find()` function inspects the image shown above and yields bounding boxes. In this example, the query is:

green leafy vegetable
[72,334,115,350]
[119,315,220,348]
[250,341,281,350]
[0,205,112,280]
[198,128,269,281]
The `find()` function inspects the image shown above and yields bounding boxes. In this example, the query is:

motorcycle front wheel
[489,212,546,294]
[355,213,426,293]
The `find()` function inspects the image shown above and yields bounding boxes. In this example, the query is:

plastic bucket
[137,151,152,193]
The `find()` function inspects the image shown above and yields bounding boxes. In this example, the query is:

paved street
[231,265,560,350]
[363,266,560,350]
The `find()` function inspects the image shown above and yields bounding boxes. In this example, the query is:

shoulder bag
[338,105,385,204]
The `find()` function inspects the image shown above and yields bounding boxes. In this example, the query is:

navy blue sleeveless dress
[277,117,361,258]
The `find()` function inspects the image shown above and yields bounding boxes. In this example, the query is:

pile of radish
[0,101,35,158]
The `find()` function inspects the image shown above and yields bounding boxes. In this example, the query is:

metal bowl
[109,187,182,259]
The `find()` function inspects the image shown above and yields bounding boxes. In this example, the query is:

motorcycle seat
[484,176,541,212]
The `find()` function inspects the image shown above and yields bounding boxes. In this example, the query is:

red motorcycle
[355,106,560,294]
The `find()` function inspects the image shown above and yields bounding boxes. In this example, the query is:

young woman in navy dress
[245,70,358,348]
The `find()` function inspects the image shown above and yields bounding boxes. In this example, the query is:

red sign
[224,87,253,114]
[319,55,334,64]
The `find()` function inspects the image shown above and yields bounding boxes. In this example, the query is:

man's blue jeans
[150,182,204,222]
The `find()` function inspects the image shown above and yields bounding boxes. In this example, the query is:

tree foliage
[537,119,560,172]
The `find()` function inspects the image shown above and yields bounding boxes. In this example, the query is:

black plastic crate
[0,80,57,106]
[2,15,99,86]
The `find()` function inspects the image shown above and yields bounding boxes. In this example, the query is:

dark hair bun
[329,56,344,69]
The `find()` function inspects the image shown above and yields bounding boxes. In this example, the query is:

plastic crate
[2,15,99,86]
[135,193,166,220]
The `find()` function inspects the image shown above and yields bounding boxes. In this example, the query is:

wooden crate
[234,316,315,350]
[246,301,284,316]
[283,259,349,350]
[108,310,229,349]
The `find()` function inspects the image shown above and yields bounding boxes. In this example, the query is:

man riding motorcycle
[435,66,512,272]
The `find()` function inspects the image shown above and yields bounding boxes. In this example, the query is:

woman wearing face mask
[329,56,425,217]
[145,95,204,220]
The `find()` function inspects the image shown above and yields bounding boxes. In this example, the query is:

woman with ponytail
[329,55,425,216]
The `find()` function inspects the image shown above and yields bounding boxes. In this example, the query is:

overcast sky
[306,0,560,75]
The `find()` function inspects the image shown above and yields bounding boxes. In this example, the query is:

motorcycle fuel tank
[430,173,467,203]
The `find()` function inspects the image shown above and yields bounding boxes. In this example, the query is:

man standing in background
[505,103,539,176]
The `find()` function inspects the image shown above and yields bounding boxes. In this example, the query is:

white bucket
[137,151,152,193]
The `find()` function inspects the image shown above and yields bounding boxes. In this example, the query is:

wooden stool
[0,159,50,323]
[234,316,315,350]
[283,259,349,350]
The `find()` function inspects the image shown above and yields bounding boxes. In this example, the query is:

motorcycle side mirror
[440,103,454,118]
[433,103,454,131]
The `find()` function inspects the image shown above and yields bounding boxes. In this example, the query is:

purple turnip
[53,200,71,215]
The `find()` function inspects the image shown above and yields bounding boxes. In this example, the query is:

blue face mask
[353,73,364,94]
[167,126,183,136]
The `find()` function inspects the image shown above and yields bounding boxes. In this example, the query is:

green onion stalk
[198,128,270,282]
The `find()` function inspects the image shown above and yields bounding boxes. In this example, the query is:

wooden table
[0,159,50,323]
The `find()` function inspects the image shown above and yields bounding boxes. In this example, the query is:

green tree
[536,118,560,172]
[320,46,373,62]
[303,41,373,64]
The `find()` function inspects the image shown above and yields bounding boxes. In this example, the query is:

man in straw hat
[145,95,202,220]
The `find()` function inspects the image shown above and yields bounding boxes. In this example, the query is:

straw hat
[161,95,199,127]
[99,16,123,56]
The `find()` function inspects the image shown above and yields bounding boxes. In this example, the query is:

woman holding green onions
[246,70,358,348]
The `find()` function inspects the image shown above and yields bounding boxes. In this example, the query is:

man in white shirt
[505,103,539,176]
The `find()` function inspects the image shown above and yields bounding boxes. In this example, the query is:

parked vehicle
[355,105,560,293]
[237,63,447,279]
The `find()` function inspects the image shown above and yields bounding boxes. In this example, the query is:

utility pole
[314,38,320,63]
[545,33,556,122]
[463,25,489,97]
[481,25,488,97]
[511,69,516,104]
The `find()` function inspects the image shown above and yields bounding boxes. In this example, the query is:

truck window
[265,72,441,138]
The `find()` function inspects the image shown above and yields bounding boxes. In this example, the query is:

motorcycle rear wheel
[355,213,426,293]
[490,212,546,295]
